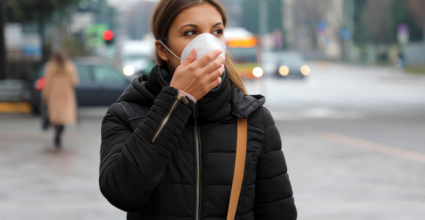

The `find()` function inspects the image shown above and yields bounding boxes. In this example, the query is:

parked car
[29,57,131,114]
[273,52,310,79]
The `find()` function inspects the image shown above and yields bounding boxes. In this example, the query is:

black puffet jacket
[99,66,297,220]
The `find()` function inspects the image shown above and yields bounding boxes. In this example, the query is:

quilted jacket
[99,65,297,220]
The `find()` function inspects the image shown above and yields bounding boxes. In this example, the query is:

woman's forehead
[172,3,223,29]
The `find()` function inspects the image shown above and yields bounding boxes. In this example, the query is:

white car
[121,40,155,78]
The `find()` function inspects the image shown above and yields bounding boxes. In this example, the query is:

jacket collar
[118,65,265,122]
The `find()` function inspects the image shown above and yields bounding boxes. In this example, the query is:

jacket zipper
[151,93,189,143]
[194,107,201,220]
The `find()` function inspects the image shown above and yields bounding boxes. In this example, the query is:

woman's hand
[170,49,225,101]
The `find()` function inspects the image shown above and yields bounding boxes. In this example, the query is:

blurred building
[221,0,244,27]
[118,1,157,40]
[283,0,348,60]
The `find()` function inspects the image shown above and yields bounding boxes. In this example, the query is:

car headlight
[300,65,310,75]
[253,67,263,78]
[123,65,135,76]
[279,66,289,76]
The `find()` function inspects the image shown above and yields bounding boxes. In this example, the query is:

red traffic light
[103,30,114,41]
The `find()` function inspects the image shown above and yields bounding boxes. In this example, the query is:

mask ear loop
[158,40,181,61]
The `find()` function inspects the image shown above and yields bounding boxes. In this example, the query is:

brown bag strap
[227,118,248,220]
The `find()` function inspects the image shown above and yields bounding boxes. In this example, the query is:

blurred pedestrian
[42,50,79,148]
[99,0,297,219]
[398,50,406,68]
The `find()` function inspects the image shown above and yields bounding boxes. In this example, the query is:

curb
[0,102,31,114]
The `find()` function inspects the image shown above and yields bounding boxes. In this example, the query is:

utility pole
[259,0,268,56]
[423,0,425,43]
[0,0,7,80]
[259,0,267,95]
[0,0,7,79]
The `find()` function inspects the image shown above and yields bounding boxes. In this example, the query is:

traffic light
[103,30,114,45]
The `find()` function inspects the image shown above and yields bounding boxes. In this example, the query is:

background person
[42,50,79,148]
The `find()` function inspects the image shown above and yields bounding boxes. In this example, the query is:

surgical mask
[159,33,226,64]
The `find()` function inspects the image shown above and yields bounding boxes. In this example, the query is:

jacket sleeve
[253,108,297,220]
[99,86,195,212]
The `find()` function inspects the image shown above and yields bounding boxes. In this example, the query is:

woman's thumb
[182,49,197,67]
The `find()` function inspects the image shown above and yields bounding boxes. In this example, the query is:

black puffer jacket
[99,66,297,220]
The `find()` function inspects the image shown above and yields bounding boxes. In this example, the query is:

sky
[106,0,159,10]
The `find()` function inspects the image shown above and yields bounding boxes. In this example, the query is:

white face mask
[159,33,226,64]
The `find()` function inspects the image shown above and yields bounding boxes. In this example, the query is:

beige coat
[42,61,79,125]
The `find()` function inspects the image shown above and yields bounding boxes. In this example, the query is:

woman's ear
[155,41,169,62]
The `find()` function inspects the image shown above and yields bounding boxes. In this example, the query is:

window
[76,65,93,84]
[93,66,127,85]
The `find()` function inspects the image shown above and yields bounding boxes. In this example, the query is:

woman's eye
[184,30,196,36]
[213,29,223,35]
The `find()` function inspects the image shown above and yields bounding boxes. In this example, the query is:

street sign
[316,21,327,34]
[340,28,352,40]
[397,23,409,45]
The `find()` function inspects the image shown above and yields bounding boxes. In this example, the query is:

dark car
[273,52,310,79]
[29,57,131,114]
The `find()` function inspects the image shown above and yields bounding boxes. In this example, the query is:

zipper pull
[177,92,189,105]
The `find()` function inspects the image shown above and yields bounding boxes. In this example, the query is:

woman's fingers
[181,49,197,67]
[171,49,225,101]
[203,56,225,74]
[194,49,222,68]
[207,64,225,84]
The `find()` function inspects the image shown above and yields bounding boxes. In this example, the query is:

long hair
[150,0,247,95]
[48,50,71,75]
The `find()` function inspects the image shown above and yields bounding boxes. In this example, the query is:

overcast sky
[106,0,159,10]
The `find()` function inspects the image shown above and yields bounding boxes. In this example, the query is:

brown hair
[49,50,71,75]
[150,0,247,94]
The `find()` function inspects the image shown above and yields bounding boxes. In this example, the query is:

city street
[1,63,425,219]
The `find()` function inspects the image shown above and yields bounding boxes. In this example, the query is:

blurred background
[0,0,425,219]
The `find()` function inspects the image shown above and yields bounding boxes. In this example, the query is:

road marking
[270,109,366,121]
[325,133,425,163]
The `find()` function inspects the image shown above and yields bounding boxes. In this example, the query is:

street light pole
[423,0,425,43]
[259,0,267,95]
[0,0,7,80]
[259,0,267,56]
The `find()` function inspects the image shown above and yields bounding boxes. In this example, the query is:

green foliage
[353,0,368,44]
[5,0,82,23]
[353,0,423,44]
[390,0,423,42]
[241,0,283,34]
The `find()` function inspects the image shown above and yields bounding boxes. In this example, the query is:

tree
[0,0,7,79]
[352,0,369,44]
[240,0,284,34]
[5,0,82,23]
[362,0,393,43]
[407,0,425,32]
[353,0,424,44]
[4,0,82,62]
[291,0,331,49]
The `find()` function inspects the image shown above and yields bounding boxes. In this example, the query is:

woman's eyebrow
[212,22,223,27]
[179,24,198,30]
[179,22,223,31]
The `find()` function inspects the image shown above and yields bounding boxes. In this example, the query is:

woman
[42,50,79,147]
[99,0,297,219]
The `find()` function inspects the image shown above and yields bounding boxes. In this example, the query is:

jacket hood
[117,65,265,119]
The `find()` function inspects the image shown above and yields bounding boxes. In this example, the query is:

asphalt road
[1,62,424,220]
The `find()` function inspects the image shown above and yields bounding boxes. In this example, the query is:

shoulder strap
[227,118,248,220]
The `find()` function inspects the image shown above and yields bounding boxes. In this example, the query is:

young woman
[42,50,79,147]
[99,0,297,219]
